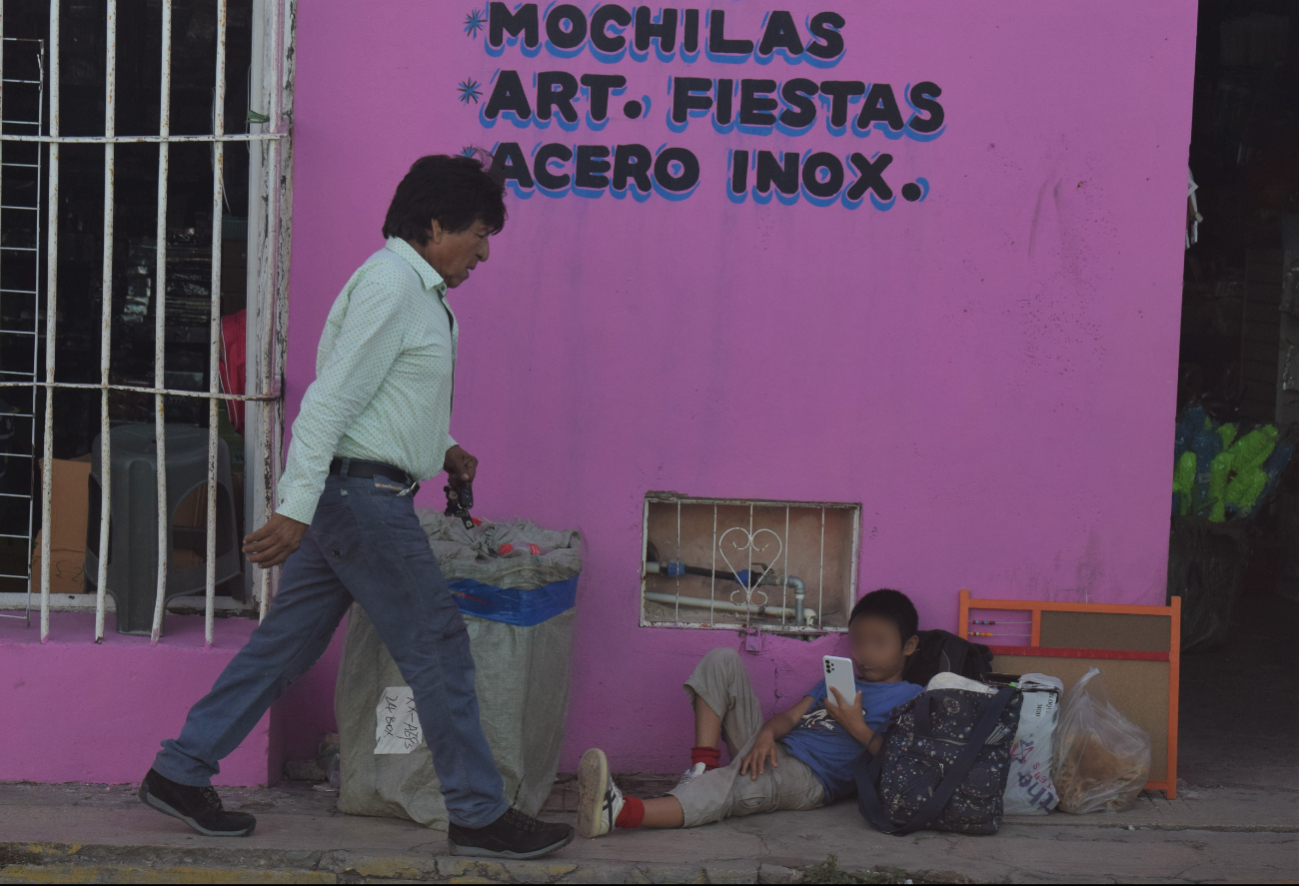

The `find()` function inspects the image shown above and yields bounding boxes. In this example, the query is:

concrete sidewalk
[0,777,1295,884]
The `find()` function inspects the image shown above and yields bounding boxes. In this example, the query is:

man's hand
[444,445,478,489]
[740,729,780,780]
[243,513,309,568]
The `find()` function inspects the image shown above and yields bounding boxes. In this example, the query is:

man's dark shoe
[138,768,256,837]
[448,807,574,859]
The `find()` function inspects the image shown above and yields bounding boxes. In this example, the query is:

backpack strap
[856,687,1016,836]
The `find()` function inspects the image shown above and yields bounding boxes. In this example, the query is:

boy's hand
[740,730,780,780]
[825,687,865,730]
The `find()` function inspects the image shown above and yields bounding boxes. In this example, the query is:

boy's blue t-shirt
[778,677,924,803]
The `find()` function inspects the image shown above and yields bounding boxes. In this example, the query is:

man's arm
[245,271,406,567]
[739,696,815,779]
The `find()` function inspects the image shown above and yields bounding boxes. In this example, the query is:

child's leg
[670,744,823,829]
[694,694,722,749]
[684,647,764,762]
[577,743,823,836]
[640,796,685,828]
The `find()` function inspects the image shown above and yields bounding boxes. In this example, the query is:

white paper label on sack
[375,686,423,755]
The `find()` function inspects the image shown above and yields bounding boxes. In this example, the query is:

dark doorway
[1174,0,1299,789]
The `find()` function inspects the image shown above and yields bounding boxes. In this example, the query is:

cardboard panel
[1039,611,1171,652]
[991,654,1169,784]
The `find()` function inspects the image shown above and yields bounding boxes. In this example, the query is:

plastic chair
[84,424,241,636]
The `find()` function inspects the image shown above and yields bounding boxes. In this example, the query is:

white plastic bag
[925,672,996,694]
[1053,668,1151,814]
[1002,673,1063,815]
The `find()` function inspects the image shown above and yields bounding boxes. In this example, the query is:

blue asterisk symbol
[457,78,482,104]
[464,9,486,38]
[461,147,477,158]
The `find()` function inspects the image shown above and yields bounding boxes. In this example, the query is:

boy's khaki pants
[668,647,826,828]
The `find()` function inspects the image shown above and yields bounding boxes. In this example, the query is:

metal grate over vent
[640,492,861,633]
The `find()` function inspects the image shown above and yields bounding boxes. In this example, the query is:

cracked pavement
[0,777,1294,883]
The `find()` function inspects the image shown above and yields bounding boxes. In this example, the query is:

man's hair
[382,152,506,245]
[849,589,919,642]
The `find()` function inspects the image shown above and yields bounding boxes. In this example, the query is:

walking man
[138,154,574,859]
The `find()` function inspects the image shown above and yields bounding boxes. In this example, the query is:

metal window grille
[0,0,294,644]
[640,493,861,633]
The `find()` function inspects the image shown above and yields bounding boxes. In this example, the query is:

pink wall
[282,1,1198,773]
[0,613,270,785]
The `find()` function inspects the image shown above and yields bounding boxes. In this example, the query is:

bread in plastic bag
[1052,668,1151,814]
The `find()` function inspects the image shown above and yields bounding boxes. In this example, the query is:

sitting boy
[576,589,924,836]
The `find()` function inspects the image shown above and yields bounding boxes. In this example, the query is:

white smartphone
[822,655,858,708]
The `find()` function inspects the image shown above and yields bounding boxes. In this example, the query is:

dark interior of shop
[1175,0,1298,789]
[0,0,254,599]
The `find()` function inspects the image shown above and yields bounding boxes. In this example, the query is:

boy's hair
[382,152,506,245]
[849,589,919,642]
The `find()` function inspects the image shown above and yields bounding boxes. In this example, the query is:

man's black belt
[329,457,417,488]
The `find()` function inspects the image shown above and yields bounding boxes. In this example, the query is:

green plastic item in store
[1172,451,1197,516]
[1217,423,1238,450]
[1208,450,1232,521]
[1206,425,1279,521]
[1226,467,1269,515]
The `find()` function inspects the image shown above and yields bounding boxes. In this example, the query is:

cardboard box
[30,529,87,596]
[29,455,94,593]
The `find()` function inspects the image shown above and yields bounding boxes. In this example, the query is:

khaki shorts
[668,647,826,828]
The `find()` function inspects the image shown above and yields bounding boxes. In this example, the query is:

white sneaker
[577,748,623,838]
[674,762,707,789]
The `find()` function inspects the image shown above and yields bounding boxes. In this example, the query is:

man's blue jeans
[153,469,510,828]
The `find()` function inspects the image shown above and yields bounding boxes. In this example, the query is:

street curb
[0,841,810,885]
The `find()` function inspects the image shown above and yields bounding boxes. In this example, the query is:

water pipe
[643,592,817,626]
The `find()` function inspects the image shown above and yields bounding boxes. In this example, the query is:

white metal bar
[0,591,252,614]
[205,0,229,646]
[242,0,266,609]
[746,504,754,626]
[644,592,804,622]
[150,0,173,645]
[849,508,861,621]
[95,0,117,643]
[782,506,790,625]
[0,379,279,399]
[267,0,295,617]
[709,503,716,624]
[39,7,60,643]
[818,507,825,626]
[674,499,681,623]
[643,494,859,510]
[3,133,282,144]
[24,36,43,628]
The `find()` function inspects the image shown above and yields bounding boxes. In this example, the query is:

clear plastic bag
[1052,668,1151,814]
